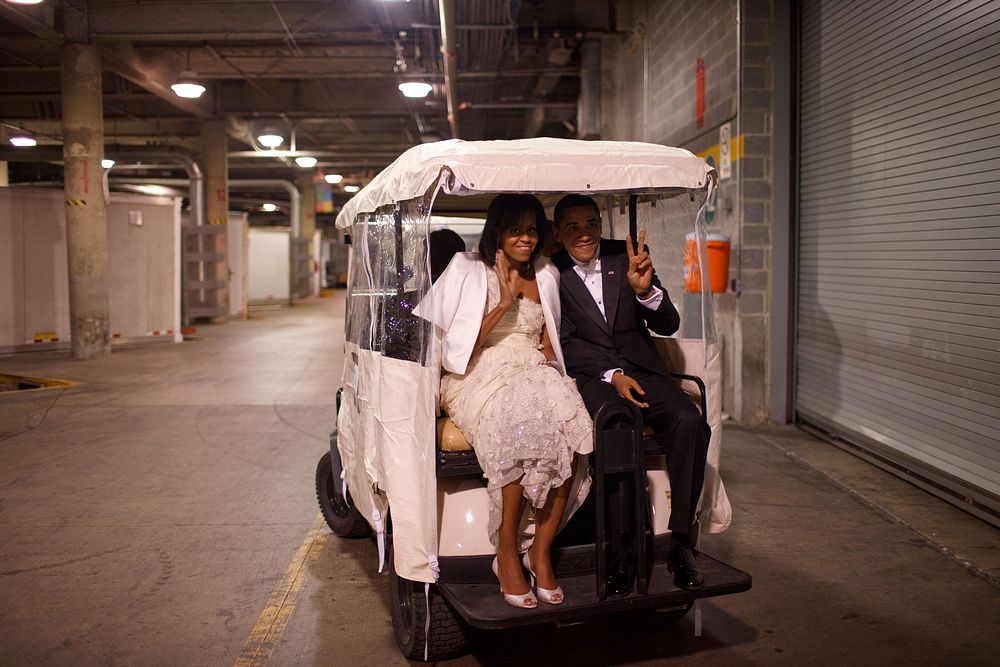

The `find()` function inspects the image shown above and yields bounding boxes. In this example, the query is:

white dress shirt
[570,249,663,382]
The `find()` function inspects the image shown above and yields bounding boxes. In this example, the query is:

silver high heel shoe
[522,551,565,605]
[492,557,537,609]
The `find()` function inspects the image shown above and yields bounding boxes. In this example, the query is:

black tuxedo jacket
[553,239,680,384]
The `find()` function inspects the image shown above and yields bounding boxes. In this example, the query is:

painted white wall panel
[248,227,290,304]
[0,188,180,351]
[227,212,249,317]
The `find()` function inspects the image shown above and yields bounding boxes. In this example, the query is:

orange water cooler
[684,232,731,293]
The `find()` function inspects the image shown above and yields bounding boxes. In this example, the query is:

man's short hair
[429,228,466,283]
[554,194,600,226]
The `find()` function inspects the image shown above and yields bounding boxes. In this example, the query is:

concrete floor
[1,294,997,667]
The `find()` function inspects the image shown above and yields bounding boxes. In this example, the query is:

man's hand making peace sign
[625,229,655,298]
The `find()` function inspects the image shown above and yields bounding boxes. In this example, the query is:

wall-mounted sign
[704,155,718,224]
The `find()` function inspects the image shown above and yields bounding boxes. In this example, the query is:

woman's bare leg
[496,481,531,595]
[527,469,574,591]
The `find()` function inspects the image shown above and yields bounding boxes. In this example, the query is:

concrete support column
[296,173,317,297]
[296,173,316,238]
[61,43,110,359]
[201,119,229,315]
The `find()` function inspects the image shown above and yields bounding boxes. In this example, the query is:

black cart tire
[315,451,371,538]
[388,547,469,661]
[651,600,695,620]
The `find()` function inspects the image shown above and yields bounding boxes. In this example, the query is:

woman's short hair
[478,194,547,267]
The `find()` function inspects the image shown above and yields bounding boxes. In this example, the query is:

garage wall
[601,0,776,423]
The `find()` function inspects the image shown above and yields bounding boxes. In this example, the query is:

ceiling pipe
[0,145,204,227]
[231,180,300,236]
[111,176,301,236]
[226,150,403,159]
[112,146,204,227]
[438,0,460,139]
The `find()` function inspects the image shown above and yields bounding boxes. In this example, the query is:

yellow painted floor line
[234,514,329,667]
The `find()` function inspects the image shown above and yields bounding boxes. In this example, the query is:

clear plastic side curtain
[605,187,717,344]
[345,197,433,364]
[339,193,441,583]
[604,185,732,534]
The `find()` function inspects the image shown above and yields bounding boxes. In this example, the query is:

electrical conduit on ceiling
[106,177,301,236]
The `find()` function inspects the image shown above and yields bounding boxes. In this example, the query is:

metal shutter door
[796,0,1000,518]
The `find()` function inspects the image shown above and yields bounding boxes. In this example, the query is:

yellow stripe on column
[234,514,329,667]
[208,218,228,225]
[66,199,87,206]
[696,134,745,166]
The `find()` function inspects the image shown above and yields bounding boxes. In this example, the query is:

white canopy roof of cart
[335,138,715,228]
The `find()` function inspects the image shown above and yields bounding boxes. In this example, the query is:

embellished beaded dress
[440,270,593,546]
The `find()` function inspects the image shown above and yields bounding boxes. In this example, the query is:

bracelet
[636,286,654,299]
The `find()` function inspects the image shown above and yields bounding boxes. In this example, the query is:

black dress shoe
[606,547,635,597]
[667,546,704,590]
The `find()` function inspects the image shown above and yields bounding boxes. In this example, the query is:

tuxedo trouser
[576,369,711,535]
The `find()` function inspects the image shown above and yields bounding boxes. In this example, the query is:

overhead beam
[227,150,404,159]
[88,31,380,42]
[0,4,62,42]
[96,43,215,120]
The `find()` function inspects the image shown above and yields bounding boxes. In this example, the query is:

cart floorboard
[438,551,751,630]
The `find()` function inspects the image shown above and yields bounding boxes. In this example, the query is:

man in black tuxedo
[551,194,710,590]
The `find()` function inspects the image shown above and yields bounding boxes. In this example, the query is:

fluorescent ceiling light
[324,173,343,184]
[295,156,318,168]
[262,203,278,212]
[9,135,37,147]
[257,134,284,149]
[6,1,47,5]
[171,70,206,99]
[134,185,174,196]
[398,81,432,98]
[344,184,360,193]
[101,159,115,169]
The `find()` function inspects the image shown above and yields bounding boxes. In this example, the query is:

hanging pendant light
[257,133,284,149]
[172,50,206,99]
[398,81,432,98]
[171,70,206,99]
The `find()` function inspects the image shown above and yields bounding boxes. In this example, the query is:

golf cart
[315,138,751,661]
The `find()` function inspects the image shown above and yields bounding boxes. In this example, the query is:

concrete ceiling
[0,0,612,216]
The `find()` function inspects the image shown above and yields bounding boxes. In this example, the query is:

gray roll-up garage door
[796,0,1000,522]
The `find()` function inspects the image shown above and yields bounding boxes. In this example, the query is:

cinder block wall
[601,0,777,424]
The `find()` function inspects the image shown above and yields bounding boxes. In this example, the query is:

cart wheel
[388,545,469,661]
[315,451,371,538]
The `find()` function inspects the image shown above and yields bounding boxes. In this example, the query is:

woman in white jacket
[416,194,592,609]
